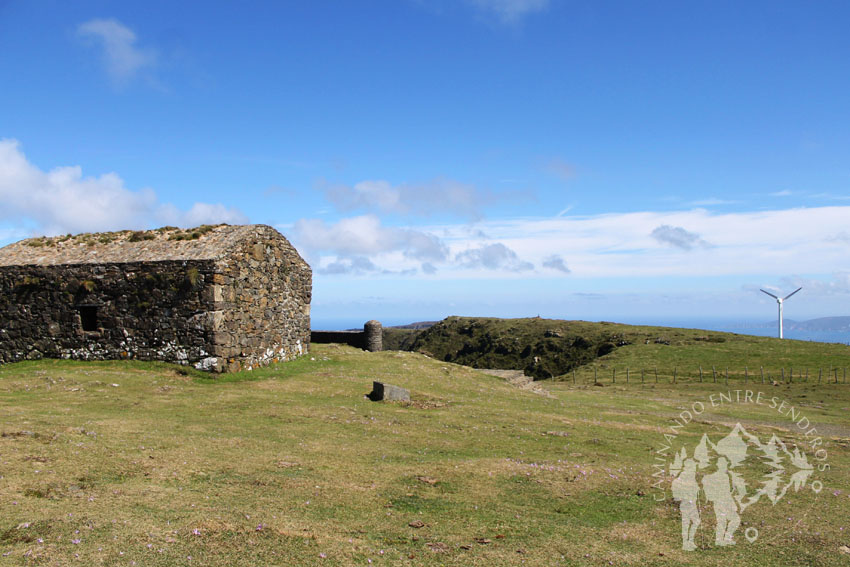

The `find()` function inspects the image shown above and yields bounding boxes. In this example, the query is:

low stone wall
[311,330,366,349]
[311,320,382,352]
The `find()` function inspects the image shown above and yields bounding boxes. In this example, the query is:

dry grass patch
[0,346,848,565]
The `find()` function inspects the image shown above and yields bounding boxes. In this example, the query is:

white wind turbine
[759,287,802,339]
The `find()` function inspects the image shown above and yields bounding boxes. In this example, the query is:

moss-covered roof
[0,224,281,266]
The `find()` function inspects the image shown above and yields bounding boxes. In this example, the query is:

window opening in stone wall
[79,306,98,332]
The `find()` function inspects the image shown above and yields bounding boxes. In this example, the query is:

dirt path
[476,368,552,396]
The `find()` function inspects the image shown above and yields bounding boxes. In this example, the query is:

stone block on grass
[367,381,410,402]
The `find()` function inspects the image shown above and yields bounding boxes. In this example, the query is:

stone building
[0,224,311,372]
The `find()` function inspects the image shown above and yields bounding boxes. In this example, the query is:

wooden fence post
[627,368,630,383]
[782,368,785,383]
[572,369,576,385]
[713,366,717,383]
[725,367,728,385]
[699,366,703,382]
[761,367,765,384]
[655,367,658,383]
[641,368,645,383]
[818,368,822,384]
[613,368,616,384]
[745,366,748,383]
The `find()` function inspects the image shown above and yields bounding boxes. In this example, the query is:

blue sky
[2,0,849,327]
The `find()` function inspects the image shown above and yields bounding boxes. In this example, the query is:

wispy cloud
[158,202,248,227]
[455,242,534,272]
[293,206,850,280]
[0,139,246,238]
[811,192,850,201]
[573,292,604,300]
[319,177,501,220]
[263,185,298,198]
[545,157,575,182]
[650,224,712,251]
[422,262,438,275]
[770,189,793,197]
[778,272,850,296]
[689,198,740,206]
[542,254,570,273]
[292,214,448,263]
[467,0,549,24]
[321,256,379,275]
[291,213,546,276]
[77,18,156,85]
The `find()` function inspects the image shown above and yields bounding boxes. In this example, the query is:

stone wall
[0,260,216,365]
[311,330,367,349]
[310,321,382,352]
[208,225,311,372]
[0,224,312,372]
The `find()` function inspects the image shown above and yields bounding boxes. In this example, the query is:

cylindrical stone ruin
[364,319,382,352]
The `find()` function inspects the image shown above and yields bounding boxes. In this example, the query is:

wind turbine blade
[760,289,779,300]
[783,287,802,300]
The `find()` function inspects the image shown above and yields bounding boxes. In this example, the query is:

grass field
[1,341,849,566]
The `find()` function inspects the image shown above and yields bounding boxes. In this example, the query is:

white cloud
[294,204,850,287]
[433,207,850,278]
[292,215,542,275]
[542,254,570,273]
[157,202,249,228]
[292,214,448,262]
[650,224,711,250]
[455,242,534,272]
[467,0,549,23]
[779,272,850,296]
[0,139,247,237]
[294,207,850,280]
[319,177,497,219]
[77,18,156,84]
[321,256,379,275]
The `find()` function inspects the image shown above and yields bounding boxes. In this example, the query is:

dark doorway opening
[79,306,98,332]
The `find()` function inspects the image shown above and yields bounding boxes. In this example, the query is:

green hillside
[394,316,850,382]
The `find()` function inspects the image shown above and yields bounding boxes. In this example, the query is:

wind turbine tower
[759,287,802,339]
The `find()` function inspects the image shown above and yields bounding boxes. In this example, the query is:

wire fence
[567,365,849,385]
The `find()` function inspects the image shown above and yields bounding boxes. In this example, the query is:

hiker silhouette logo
[670,423,817,550]
[650,391,830,552]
